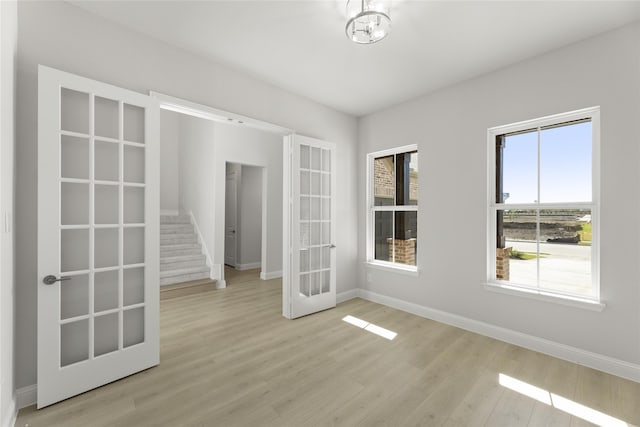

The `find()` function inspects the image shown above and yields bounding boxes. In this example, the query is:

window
[367,145,418,270]
[488,107,600,302]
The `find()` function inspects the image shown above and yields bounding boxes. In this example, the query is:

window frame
[486,107,601,304]
[366,144,418,273]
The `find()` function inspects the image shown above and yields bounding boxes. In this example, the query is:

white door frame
[150,92,291,288]
[224,163,239,268]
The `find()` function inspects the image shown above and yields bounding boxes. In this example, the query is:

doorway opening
[224,162,265,286]
[155,92,289,290]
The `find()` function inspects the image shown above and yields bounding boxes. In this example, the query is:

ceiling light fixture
[345,0,391,44]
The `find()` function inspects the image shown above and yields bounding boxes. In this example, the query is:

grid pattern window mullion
[88,93,96,360]
[118,101,124,351]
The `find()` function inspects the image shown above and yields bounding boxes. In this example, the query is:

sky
[501,121,592,204]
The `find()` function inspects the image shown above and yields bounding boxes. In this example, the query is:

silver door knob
[43,275,71,285]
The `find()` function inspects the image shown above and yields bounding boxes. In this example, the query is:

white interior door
[225,168,238,267]
[283,134,336,319]
[37,65,159,408]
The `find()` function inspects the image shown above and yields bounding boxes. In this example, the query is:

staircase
[160,215,211,286]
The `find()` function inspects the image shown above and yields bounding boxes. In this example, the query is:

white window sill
[484,282,605,312]
[365,261,419,277]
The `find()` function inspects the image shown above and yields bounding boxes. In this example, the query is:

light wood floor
[17,276,640,426]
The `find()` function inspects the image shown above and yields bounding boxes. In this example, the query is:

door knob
[43,275,71,285]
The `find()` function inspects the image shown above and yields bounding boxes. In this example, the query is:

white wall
[0,2,17,425]
[177,114,216,278]
[0,1,17,425]
[358,22,640,370]
[160,110,180,214]
[15,0,358,392]
[238,165,263,268]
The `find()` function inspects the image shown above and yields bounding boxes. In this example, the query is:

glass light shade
[345,0,391,44]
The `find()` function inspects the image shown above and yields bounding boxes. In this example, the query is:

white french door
[283,134,336,319]
[37,66,159,408]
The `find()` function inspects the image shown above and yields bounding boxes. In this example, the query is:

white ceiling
[69,1,640,117]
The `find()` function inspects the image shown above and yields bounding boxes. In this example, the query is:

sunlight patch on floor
[499,373,628,426]
[342,315,397,340]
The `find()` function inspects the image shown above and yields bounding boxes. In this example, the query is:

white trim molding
[357,288,640,383]
[15,384,36,410]
[260,270,282,280]
[235,262,261,271]
[337,289,359,304]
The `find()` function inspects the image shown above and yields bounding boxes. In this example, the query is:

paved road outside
[506,240,593,297]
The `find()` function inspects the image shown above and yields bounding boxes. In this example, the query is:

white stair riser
[161,271,210,286]
[161,226,194,234]
[161,236,197,245]
[161,259,206,272]
[160,215,191,224]
[161,248,202,258]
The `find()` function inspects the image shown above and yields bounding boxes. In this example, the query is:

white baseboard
[160,209,179,216]
[358,288,640,383]
[1,396,16,427]
[15,384,36,410]
[337,288,359,304]
[260,270,282,280]
[235,262,261,271]
[216,280,226,289]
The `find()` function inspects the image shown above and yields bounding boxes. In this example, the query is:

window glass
[540,121,592,203]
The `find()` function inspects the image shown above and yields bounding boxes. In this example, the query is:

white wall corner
[188,211,215,280]
[216,280,226,289]
[260,270,282,280]
[337,288,360,304]
[1,395,16,427]
[357,289,640,383]
[15,384,36,411]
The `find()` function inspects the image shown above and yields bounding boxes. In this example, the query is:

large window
[488,108,600,302]
[367,145,418,270]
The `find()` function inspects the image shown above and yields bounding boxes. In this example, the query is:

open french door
[283,134,336,319]
[37,66,159,407]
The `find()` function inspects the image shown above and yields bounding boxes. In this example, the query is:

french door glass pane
[61,229,89,272]
[95,185,119,224]
[61,88,89,134]
[123,267,144,306]
[124,227,144,265]
[94,313,119,357]
[60,274,89,320]
[61,135,89,179]
[61,320,89,367]
[94,96,119,139]
[123,307,144,348]
[95,228,119,268]
[124,187,145,224]
[94,270,119,312]
[123,104,145,143]
[94,141,119,182]
[61,183,89,225]
[124,145,145,183]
